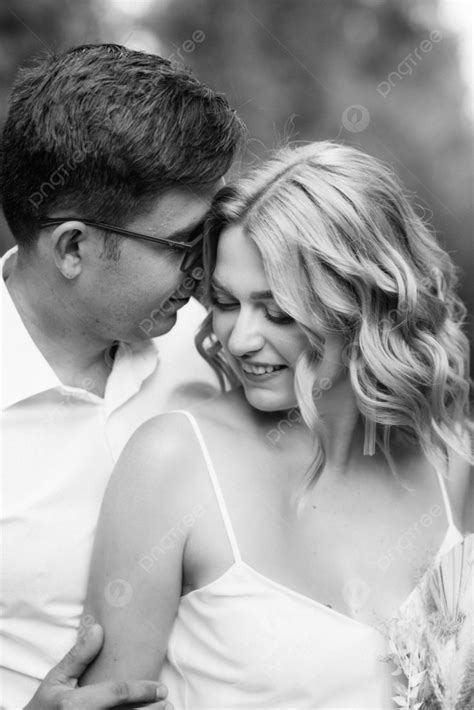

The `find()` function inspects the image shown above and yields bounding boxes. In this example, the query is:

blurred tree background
[1,0,472,353]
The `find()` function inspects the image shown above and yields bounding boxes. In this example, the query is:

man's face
[78,185,219,342]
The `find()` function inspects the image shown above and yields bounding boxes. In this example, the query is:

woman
[81,142,472,708]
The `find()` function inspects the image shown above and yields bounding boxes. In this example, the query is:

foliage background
[1,0,472,353]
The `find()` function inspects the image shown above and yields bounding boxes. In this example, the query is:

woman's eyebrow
[210,277,231,292]
[211,279,275,302]
[249,290,274,301]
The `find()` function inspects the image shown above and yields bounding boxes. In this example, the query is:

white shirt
[0,247,219,709]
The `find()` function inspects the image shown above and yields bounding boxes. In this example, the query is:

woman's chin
[242,384,297,413]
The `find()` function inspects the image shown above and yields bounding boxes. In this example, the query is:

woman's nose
[226,308,265,357]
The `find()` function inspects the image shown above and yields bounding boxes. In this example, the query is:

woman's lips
[239,362,288,383]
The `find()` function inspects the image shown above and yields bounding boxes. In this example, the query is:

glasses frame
[39,218,204,273]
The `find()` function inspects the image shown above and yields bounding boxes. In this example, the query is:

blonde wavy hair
[197,141,472,499]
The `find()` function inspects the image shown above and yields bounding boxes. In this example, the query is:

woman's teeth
[241,363,285,376]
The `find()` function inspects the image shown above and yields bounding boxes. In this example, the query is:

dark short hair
[0,43,245,247]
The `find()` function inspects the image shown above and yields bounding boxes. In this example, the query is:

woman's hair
[197,141,472,501]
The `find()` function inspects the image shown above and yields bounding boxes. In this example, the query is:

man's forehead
[129,184,218,238]
[153,186,213,220]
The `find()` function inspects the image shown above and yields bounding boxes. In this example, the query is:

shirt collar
[103,338,159,416]
[1,246,160,411]
[2,247,62,409]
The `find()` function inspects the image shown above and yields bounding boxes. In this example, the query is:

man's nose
[227,307,265,357]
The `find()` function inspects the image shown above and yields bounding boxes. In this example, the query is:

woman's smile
[239,360,288,381]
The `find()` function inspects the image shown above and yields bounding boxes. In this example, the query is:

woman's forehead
[214,224,270,294]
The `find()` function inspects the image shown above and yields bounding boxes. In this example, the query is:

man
[0,43,244,709]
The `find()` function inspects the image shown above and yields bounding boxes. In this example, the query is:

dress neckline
[181,525,463,634]
[174,409,463,634]
[182,559,393,633]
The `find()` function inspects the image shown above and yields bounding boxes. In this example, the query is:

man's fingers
[45,623,105,686]
[36,624,172,709]
[67,679,170,708]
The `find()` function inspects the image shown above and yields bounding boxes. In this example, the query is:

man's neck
[4,253,114,397]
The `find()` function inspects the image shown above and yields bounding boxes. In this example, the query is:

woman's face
[211,224,345,413]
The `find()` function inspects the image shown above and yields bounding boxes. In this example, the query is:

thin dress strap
[172,410,242,563]
[434,466,456,529]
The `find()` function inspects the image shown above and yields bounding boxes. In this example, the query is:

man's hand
[23,624,172,710]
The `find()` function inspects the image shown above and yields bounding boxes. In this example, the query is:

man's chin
[136,311,178,340]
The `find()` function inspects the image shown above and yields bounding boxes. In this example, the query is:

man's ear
[50,221,88,280]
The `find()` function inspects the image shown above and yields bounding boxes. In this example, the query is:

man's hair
[0,43,245,247]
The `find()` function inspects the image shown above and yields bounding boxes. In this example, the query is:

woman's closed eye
[264,309,295,325]
[209,291,239,310]
[210,288,295,325]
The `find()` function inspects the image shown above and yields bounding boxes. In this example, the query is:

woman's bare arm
[80,413,197,684]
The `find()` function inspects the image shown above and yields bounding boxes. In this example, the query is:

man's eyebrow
[211,278,274,301]
[161,218,206,243]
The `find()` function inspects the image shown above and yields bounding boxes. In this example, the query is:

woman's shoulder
[119,391,245,472]
[181,387,253,435]
[109,411,215,514]
[446,420,473,532]
[130,391,242,447]
[125,411,198,463]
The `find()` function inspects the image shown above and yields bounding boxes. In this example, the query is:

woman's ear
[50,220,88,280]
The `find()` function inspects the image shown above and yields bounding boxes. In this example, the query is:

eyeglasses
[39,218,205,273]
